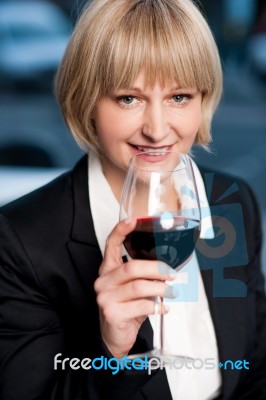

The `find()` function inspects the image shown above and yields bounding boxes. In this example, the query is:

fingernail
[124,217,133,224]
[164,285,179,299]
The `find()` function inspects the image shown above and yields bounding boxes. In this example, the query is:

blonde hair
[55,0,223,152]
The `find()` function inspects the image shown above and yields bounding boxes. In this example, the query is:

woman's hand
[94,218,176,359]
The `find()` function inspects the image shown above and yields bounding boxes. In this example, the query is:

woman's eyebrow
[170,86,198,91]
[115,87,143,93]
[170,86,182,91]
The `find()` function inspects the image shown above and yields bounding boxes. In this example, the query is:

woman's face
[94,72,202,197]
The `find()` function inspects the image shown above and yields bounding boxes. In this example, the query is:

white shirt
[88,149,222,400]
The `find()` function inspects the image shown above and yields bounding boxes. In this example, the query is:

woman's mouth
[129,144,173,155]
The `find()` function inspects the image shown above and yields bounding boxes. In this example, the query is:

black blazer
[0,155,265,400]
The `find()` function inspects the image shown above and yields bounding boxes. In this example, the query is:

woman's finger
[97,279,178,304]
[95,259,176,292]
[99,218,137,275]
[100,298,169,324]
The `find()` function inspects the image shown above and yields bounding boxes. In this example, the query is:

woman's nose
[142,103,170,142]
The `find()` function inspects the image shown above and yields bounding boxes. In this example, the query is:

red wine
[124,216,200,269]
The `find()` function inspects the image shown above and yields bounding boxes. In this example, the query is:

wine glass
[119,150,201,364]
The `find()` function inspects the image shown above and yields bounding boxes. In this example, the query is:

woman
[0,0,265,399]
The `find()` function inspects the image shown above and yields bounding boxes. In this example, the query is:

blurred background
[0,0,265,278]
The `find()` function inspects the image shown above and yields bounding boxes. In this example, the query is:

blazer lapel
[197,168,248,399]
[66,155,103,298]
[198,257,247,399]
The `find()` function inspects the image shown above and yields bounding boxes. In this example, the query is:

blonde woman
[0,1,265,399]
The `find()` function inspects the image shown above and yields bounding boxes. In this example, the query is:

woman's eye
[118,96,136,105]
[172,94,190,103]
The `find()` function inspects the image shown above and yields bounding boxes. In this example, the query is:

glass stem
[153,295,163,351]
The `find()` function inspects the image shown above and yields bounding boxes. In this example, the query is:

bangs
[98,1,215,93]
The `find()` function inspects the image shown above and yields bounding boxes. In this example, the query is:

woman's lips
[129,144,174,154]
[128,144,175,162]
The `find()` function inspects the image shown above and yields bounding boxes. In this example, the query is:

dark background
[0,0,265,277]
